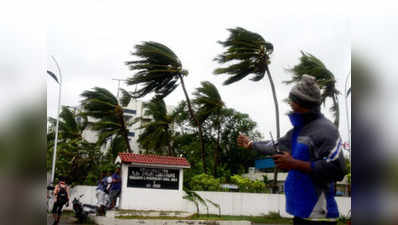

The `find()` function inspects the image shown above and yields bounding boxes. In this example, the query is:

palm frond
[119,88,133,107]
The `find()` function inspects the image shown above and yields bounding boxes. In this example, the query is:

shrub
[230,175,266,193]
[190,173,221,191]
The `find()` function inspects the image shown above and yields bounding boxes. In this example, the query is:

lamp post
[344,72,351,163]
[48,56,62,185]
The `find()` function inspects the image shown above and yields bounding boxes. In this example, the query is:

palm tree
[47,106,102,184]
[48,106,88,143]
[193,81,224,176]
[125,41,207,172]
[285,51,340,127]
[133,97,175,156]
[214,27,280,192]
[80,87,133,153]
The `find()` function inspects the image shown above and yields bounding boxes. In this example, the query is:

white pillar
[179,169,184,192]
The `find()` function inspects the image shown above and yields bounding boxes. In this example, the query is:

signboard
[127,167,179,190]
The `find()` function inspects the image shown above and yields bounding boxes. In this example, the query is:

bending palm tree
[80,87,132,153]
[48,106,88,142]
[193,81,224,176]
[134,97,175,156]
[285,51,340,127]
[47,106,101,184]
[214,27,280,192]
[125,41,206,171]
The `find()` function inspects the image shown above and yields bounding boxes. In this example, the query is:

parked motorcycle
[72,194,97,223]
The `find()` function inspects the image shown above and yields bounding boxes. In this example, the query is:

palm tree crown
[285,51,340,127]
[125,41,188,99]
[80,87,132,152]
[134,97,175,156]
[214,27,274,85]
[193,81,224,124]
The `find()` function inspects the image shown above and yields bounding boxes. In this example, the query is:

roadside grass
[117,211,292,224]
[116,211,349,225]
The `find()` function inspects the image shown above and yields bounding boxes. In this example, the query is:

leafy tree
[80,87,132,153]
[193,81,225,176]
[214,27,281,192]
[285,51,340,127]
[125,41,207,172]
[134,97,175,156]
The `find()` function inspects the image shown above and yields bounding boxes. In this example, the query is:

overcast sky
[46,0,351,142]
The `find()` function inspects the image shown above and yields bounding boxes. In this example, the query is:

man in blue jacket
[238,75,347,225]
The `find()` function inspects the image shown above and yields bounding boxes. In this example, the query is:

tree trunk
[214,112,221,176]
[167,131,174,156]
[117,106,132,153]
[265,67,281,193]
[332,94,340,128]
[179,75,207,173]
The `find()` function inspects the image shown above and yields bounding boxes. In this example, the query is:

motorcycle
[72,194,98,223]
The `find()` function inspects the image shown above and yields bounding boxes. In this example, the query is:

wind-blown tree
[48,106,88,142]
[80,87,132,153]
[193,81,225,176]
[214,27,280,192]
[124,41,207,172]
[285,51,340,127]
[47,106,102,185]
[133,97,175,156]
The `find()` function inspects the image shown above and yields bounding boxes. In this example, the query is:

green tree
[286,51,340,127]
[125,41,206,172]
[193,81,225,176]
[134,97,175,156]
[47,106,103,185]
[80,87,132,153]
[214,27,281,192]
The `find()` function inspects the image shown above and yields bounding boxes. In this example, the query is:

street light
[47,56,62,185]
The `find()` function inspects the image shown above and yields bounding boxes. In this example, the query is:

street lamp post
[49,56,62,185]
[344,72,351,163]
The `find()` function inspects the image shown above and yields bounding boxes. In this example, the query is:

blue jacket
[252,112,347,219]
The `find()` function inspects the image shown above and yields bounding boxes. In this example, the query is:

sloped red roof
[118,153,190,168]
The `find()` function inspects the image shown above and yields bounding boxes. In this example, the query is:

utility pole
[112,78,128,100]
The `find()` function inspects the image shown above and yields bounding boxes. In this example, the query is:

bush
[230,175,266,193]
[190,173,221,191]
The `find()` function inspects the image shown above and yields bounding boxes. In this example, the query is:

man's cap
[289,74,321,109]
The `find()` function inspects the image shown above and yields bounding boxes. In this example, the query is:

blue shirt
[110,173,121,191]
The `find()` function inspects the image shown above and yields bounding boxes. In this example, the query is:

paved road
[47,213,94,225]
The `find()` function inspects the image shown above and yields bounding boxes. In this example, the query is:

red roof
[118,153,190,168]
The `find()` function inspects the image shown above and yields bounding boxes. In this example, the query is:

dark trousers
[293,217,338,225]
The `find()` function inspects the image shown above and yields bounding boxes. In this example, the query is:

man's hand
[272,152,312,173]
[272,152,297,170]
[237,134,252,149]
